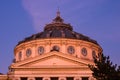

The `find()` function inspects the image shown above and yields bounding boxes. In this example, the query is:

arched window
[38,46,44,54]
[67,46,75,54]
[81,48,87,56]
[26,49,32,57]
[51,45,60,52]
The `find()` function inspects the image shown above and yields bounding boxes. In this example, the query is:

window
[35,77,43,80]
[26,49,32,57]
[51,46,60,52]
[81,77,89,80]
[67,46,75,54]
[53,46,60,51]
[66,77,74,80]
[81,48,87,56]
[38,46,44,54]
[20,77,27,80]
[50,77,58,80]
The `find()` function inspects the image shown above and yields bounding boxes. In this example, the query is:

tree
[88,53,120,80]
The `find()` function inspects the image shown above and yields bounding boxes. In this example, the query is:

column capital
[59,77,66,80]
[74,77,81,80]
[43,77,50,80]
[28,77,35,80]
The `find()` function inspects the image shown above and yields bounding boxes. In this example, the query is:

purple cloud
[22,0,105,32]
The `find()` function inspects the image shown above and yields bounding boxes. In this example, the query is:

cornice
[14,38,102,54]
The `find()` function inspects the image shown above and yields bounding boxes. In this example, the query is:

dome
[10,10,103,80]
[17,11,99,46]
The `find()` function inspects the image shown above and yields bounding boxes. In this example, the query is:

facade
[0,75,7,80]
[1,11,102,80]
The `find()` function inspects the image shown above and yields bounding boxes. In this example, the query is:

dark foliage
[88,53,120,80]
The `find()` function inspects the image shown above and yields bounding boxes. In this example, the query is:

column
[59,77,66,80]
[13,77,20,80]
[43,77,50,80]
[79,77,82,80]
[28,77,35,80]
[80,77,82,80]
[74,77,81,80]
[89,77,95,80]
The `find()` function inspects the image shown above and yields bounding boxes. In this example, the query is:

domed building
[8,11,102,80]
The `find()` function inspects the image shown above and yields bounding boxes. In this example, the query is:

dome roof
[17,11,99,46]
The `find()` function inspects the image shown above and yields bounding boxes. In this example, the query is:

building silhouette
[0,11,102,80]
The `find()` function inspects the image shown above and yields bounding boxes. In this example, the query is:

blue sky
[0,0,120,74]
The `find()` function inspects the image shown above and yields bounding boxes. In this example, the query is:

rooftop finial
[53,5,63,23]
[52,7,63,23]
[57,6,60,17]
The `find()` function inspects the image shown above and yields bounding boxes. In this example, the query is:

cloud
[22,0,57,32]
[22,0,105,32]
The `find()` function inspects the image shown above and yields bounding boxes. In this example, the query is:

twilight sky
[0,0,120,74]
